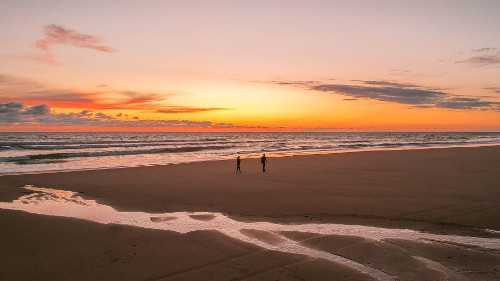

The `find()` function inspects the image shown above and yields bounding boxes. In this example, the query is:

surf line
[2,186,499,280]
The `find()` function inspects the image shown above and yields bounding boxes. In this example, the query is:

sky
[1,0,500,132]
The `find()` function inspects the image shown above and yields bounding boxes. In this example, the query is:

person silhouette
[260,154,267,172]
[236,156,241,173]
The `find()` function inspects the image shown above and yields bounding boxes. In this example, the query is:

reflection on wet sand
[1,185,499,281]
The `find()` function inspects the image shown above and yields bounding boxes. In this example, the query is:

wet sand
[1,146,499,280]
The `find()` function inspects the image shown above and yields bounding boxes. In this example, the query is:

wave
[338,144,371,149]
[374,140,498,148]
[0,145,234,163]
[3,140,238,151]
[0,146,12,151]
[258,137,500,154]
[0,138,207,147]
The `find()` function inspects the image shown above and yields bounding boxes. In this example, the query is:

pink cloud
[13,53,61,65]
[36,24,115,53]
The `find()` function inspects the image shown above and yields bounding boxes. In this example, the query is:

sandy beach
[1,146,499,280]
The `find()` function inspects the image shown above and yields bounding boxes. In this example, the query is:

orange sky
[1,1,500,132]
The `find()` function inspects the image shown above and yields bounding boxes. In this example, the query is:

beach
[1,146,499,280]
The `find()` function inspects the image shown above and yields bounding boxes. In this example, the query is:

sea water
[1,132,500,174]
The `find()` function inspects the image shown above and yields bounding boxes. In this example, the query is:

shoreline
[2,142,499,177]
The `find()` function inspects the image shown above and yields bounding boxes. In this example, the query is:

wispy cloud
[388,69,411,76]
[352,80,421,88]
[156,106,228,114]
[0,74,229,113]
[456,55,500,65]
[312,84,446,105]
[12,54,61,65]
[434,98,500,110]
[12,24,115,65]
[0,102,234,128]
[268,80,319,86]
[268,79,500,111]
[0,74,99,107]
[95,91,165,109]
[485,87,500,94]
[456,47,500,66]
[472,47,497,53]
[36,24,115,53]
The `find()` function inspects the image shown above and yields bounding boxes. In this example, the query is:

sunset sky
[1,0,500,132]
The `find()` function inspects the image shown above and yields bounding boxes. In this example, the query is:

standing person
[236,156,241,173]
[260,154,267,172]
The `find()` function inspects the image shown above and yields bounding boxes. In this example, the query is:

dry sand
[1,146,499,280]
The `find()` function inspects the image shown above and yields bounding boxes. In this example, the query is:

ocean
[1,132,499,175]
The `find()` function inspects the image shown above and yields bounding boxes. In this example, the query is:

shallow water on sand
[2,185,499,280]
